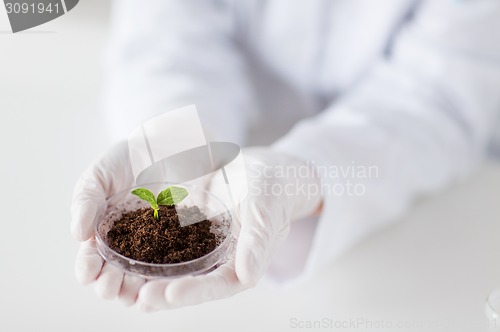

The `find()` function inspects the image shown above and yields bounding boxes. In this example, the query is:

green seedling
[131,186,189,220]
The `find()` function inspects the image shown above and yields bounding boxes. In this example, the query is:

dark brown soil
[106,205,218,264]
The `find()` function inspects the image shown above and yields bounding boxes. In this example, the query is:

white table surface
[1,2,500,331]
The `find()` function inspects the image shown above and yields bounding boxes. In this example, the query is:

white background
[1,1,500,331]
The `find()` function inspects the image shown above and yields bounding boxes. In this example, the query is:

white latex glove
[72,143,152,308]
[137,147,322,310]
[72,143,321,310]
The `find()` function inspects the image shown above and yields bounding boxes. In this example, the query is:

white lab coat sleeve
[272,0,500,280]
[104,0,255,144]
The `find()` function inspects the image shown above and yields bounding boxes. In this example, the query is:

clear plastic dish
[94,183,233,278]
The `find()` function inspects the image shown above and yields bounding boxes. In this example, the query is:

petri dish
[94,182,233,278]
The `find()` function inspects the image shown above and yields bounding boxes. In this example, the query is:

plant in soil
[131,186,188,220]
[106,186,220,264]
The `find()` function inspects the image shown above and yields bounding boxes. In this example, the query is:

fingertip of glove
[235,271,258,287]
[137,280,170,309]
[75,255,102,285]
[118,275,145,307]
[235,252,260,287]
[94,264,124,300]
[71,201,98,241]
[120,297,136,307]
[163,277,199,307]
[137,301,158,313]
[71,225,92,242]
[95,280,119,301]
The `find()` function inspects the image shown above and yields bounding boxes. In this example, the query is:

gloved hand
[72,142,150,307]
[72,143,322,310]
[136,147,322,310]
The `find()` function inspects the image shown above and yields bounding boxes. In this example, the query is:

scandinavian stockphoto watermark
[126,105,378,214]
[3,0,79,33]
[289,316,495,330]
[249,160,379,198]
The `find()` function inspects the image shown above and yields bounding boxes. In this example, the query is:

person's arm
[104,0,255,144]
[73,0,257,306]
[273,0,500,272]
